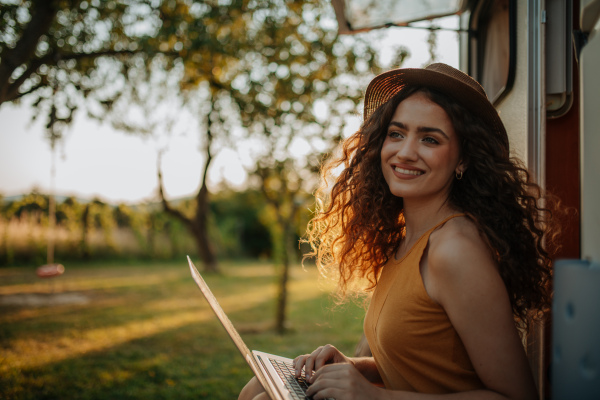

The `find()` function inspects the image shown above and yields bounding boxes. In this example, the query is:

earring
[456,170,463,180]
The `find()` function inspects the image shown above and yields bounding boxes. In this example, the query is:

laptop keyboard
[270,358,311,400]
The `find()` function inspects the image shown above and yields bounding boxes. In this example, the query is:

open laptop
[187,256,314,400]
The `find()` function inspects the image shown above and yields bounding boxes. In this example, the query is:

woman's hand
[292,344,352,381]
[305,363,387,400]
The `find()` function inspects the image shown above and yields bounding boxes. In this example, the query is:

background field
[0,260,366,399]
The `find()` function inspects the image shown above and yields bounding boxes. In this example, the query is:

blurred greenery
[0,259,366,399]
[0,189,292,267]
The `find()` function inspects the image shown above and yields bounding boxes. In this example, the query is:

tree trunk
[192,183,219,273]
[191,132,219,273]
[147,213,155,257]
[80,204,90,260]
[275,222,294,334]
[193,227,219,273]
[157,123,220,274]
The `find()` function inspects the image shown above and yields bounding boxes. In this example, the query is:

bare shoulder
[425,216,502,303]
[428,216,494,269]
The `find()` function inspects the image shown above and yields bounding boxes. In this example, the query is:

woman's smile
[392,165,425,177]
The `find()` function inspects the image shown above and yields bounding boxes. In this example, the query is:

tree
[254,157,315,332]
[0,0,251,271]
[204,0,387,332]
[155,0,396,331]
[107,62,224,272]
[102,0,386,285]
[156,91,220,273]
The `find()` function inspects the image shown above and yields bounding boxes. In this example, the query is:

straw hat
[363,63,508,147]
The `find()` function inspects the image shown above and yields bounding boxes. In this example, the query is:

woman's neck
[402,196,459,243]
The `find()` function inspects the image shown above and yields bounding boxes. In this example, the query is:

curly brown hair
[304,86,559,330]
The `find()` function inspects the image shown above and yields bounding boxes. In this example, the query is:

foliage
[0,189,296,266]
[0,0,380,142]
[0,0,166,144]
[210,189,273,259]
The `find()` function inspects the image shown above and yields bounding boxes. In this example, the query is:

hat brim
[363,67,508,146]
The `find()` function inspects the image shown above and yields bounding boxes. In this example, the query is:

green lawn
[0,260,367,399]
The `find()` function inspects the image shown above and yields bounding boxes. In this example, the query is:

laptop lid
[187,256,280,400]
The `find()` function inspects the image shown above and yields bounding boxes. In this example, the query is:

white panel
[580,28,600,262]
[495,0,530,163]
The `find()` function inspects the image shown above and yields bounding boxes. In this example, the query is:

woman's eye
[388,131,403,138]
[423,137,439,144]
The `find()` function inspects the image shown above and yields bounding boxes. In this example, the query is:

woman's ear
[455,159,467,175]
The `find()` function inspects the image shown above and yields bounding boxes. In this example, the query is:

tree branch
[5,81,46,103]
[0,0,57,99]
[157,151,192,228]
[2,47,178,105]
[196,96,214,206]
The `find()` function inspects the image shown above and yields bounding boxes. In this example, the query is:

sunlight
[0,269,184,296]
[0,267,329,372]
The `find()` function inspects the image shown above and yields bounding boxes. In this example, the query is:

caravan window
[470,0,515,105]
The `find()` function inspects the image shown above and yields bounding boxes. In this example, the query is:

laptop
[187,256,314,400]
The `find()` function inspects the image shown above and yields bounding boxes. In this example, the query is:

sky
[0,18,459,205]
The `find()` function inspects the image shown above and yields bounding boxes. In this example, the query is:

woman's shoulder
[427,215,497,275]
[425,215,504,305]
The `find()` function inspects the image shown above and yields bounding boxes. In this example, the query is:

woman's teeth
[394,167,423,176]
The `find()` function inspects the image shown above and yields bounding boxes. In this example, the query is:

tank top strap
[417,213,466,248]
[427,213,465,234]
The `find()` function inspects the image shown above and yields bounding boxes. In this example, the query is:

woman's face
[380,91,464,204]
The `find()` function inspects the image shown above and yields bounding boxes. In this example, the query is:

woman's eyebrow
[388,121,449,139]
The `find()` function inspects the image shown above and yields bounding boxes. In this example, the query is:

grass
[0,259,367,399]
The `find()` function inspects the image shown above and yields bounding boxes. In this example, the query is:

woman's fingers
[292,344,348,380]
[293,354,310,378]
[307,373,348,399]
[305,364,379,400]
[293,346,323,378]
[305,346,325,379]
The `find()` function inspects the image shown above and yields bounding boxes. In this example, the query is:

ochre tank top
[363,214,485,393]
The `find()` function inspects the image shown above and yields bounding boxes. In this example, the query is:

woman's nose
[395,138,418,160]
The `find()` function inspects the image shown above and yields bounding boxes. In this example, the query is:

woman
[240,63,557,400]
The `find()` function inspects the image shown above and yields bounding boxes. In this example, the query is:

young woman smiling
[239,63,558,400]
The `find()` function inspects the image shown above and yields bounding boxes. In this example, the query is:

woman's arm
[422,226,538,400]
[351,356,384,385]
